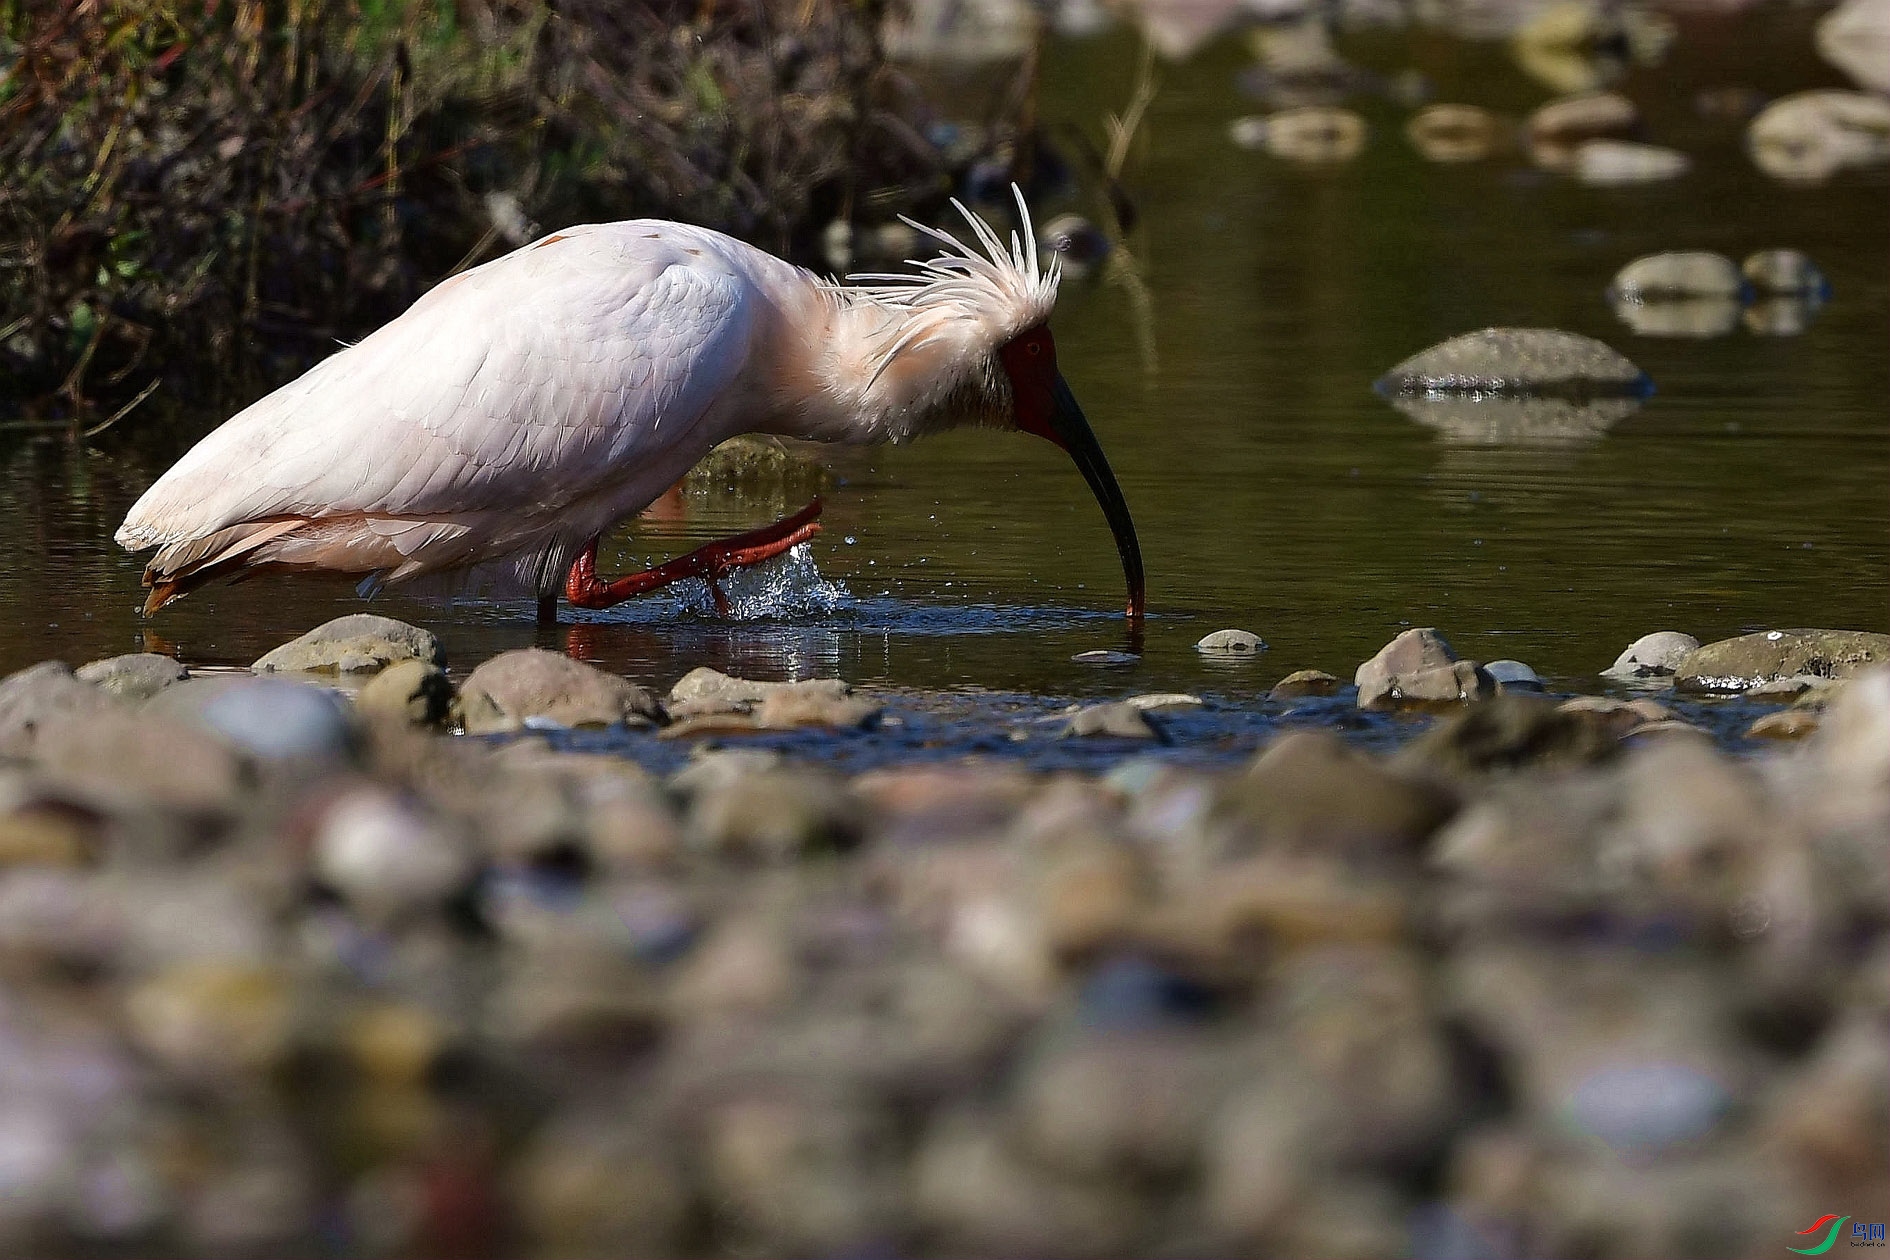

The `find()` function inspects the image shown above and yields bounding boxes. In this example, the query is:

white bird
[116,191,1145,624]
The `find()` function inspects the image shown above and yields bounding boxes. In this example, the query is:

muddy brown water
[2,6,1884,765]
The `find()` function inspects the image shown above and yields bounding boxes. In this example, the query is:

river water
[3,4,1884,756]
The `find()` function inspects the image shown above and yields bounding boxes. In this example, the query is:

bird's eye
[1027,341,1043,356]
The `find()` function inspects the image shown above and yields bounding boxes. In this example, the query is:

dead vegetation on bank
[0,0,980,423]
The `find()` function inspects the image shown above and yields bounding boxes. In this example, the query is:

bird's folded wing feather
[118,224,756,551]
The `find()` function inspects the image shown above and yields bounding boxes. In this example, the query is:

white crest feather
[840,185,1061,387]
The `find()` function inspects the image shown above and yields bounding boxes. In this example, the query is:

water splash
[668,543,849,619]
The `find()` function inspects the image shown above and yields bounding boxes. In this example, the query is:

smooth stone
[1603,631,1699,680]
[1747,90,1890,183]
[1558,695,1675,740]
[1745,674,1838,701]
[1675,629,1890,691]
[1742,249,1829,298]
[1196,629,1264,654]
[1125,692,1204,713]
[1746,710,1819,741]
[354,659,453,727]
[1817,0,1890,93]
[1071,649,1140,666]
[1402,694,1620,776]
[667,666,848,709]
[1406,104,1506,162]
[457,649,662,733]
[1574,140,1690,186]
[1356,627,1490,709]
[753,687,881,730]
[147,676,357,760]
[1231,730,1455,854]
[1814,666,1890,783]
[252,614,444,675]
[1231,106,1367,162]
[1483,659,1544,691]
[1528,90,1638,142]
[31,708,249,815]
[1269,669,1341,699]
[684,770,862,861]
[0,661,122,754]
[75,653,190,702]
[1568,1062,1731,1154]
[314,790,473,922]
[1062,702,1161,740]
[1374,328,1649,400]
[1608,251,1745,301]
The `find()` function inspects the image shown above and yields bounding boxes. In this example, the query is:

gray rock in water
[1196,629,1265,654]
[1268,668,1342,699]
[1125,692,1205,713]
[1406,104,1508,163]
[1609,252,1745,301]
[0,661,123,755]
[253,614,444,675]
[1387,395,1642,445]
[1072,649,1140,666]
[1375,329,1651,401]
[1356,629,1495,709]
[75,653,191,702]
[1611,295,1742,339]
[1675,629,1890,691]
[32,708,249,815]
[1747,90,1890,183]
[1062,702,1162,740]
[1742,249,1830,298]
[1484,659,1545,692]
[1230,106,1368,162]
[354,659,453,727]
[457,649,662,733]
[668,666,847,710]
[1604,631,1700,680]
[1528,90,1638,143]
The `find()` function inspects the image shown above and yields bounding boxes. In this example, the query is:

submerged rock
[1603,631,1700,681]
[1375,328,1650,400]
[1528,90,1639,142]
[1744,296,1826,337]
[1676,630,1890,691]
[1609,252,1745,301]
[1742,249,1830,298]
[1747,90,1890,183]
[75,653,190,701]
[1269,669,1342,700]
[1387,395,1643,444]
[1402,694,1620,775]
[252,614,444,675]
[1196,629,1265,655]
[1484,660,1545,692]
[1230,106,1368,162]
[1406,104,1508,162]
[1611,296,1741,339]
[1062,702,1162,740]
[457,649,662,733]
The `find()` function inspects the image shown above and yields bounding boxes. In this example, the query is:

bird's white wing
[118,224,756,551]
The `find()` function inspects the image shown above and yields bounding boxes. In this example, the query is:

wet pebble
[354,658,452,727]
[1608,251,1745,301]
[1742,248,1829,298]
[1675,629,1890,691]
[74,653,190,701]
[1269,668,1342,699]
[252,614,445,675]
[151,676,357,761]
[456,649,662,733]
[314,789,474,923]
[1070,649,1138,666]
[1196,629,1264,655]
[1747,90,1890,182]
[1355,627,1494,710]
[1062,702,1161,740]
[1124,692,1204,713]
[1230,106,1368,162]
[1406,104,1507,162]
[1483,659,1544,692]
[1746,710,1820,741]
[1602,630,1699,681]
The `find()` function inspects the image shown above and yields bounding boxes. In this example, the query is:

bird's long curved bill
[1046,375,1146,623]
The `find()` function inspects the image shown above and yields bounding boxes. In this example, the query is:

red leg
[564,497,824,613]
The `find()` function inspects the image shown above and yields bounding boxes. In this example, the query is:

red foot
[564,498,824,615]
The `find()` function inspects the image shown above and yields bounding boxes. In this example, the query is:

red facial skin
[996,325,1063,447]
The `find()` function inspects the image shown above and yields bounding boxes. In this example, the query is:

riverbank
[0,616,1883,1256]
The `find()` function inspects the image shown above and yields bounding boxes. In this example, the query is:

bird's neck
[754,281,1006,446]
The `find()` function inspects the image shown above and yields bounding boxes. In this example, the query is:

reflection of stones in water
[1386,395,1643,446]
[1610,295,1742,339]
[1744,295,1826,337]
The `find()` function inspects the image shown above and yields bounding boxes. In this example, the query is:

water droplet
[843,535,857,545]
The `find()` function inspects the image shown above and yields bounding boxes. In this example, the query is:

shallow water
[3,4,1885,761]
